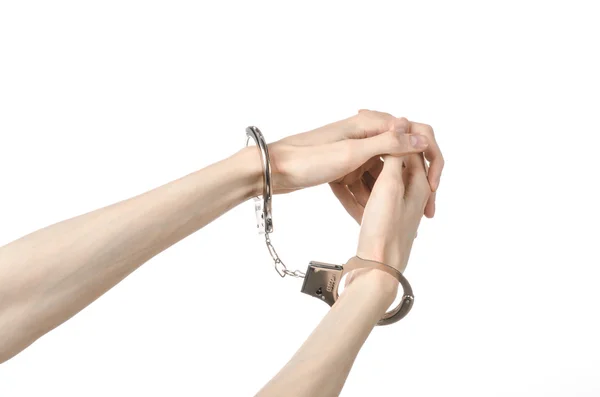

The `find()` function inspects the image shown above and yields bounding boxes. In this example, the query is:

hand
[353,153,430,273]
[327,114,442,218]
[267,110,443,217]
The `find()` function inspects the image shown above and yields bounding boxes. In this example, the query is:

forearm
[0,148,261,363]
[257,270,398,397]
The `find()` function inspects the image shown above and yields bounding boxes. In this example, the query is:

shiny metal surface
[301,256,414,326]
[246,126,273,234]
[246,126,305,278]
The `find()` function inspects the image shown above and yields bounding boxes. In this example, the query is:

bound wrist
[233,147,264,199]
[344,268,399,303]
[356,246,409,274]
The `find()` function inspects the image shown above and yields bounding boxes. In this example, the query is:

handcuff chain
[265,232,305,278]
[246,126,305,280]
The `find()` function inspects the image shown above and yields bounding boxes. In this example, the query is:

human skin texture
[256,153,430,397]
[0,110,442,395]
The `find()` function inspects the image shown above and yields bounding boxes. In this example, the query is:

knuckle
[385,130,409,152]
[432,153,445,169]
[396,117,411,132]
[397,116,410,126]
[354,110,396,138]
[371,109,393,119]
[421,123,434,136]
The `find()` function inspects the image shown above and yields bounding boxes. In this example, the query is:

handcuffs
[246,126,414,326]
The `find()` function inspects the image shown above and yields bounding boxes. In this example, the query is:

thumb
[326,129,428,183]
[352,129,429,161]
[298,129,428,187]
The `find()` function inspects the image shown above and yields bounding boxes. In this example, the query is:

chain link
[265,233,305,278]
[246,126,304,280]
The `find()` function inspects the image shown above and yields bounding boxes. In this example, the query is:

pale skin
[258,153,431,397]
[0,110,443,396]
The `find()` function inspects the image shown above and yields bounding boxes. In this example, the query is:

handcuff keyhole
[316,287,322,296]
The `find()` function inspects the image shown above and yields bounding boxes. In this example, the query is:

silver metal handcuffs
[246,126,415,325]
[245,126,273,234]
[301,256,414,326]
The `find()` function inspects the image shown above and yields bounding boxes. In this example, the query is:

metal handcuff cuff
[246,126,414,325]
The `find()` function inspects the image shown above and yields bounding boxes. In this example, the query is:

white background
[1,1,599,396]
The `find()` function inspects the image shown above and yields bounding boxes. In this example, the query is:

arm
[257,270,398,397]
[258,153,431,397]
[0,148,262,363]
[0,111,441,365]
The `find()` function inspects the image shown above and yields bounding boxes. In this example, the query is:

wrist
[344,268,398,305]
[356,246,409,274]
[233,147,265,199]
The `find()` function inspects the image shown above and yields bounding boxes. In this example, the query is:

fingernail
[410,135,428,149]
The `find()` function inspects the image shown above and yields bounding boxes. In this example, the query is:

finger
[424,191,436,218]
[348,179,370,208]
[353,109,396,138]
[282,110,394,146]
[378,155,406,196]
[349,128,428,163]
[330,183,363,224]
[411,122,444,192]
[404,153,430,206]
[304,131,427,188]
[421,156,436,218]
